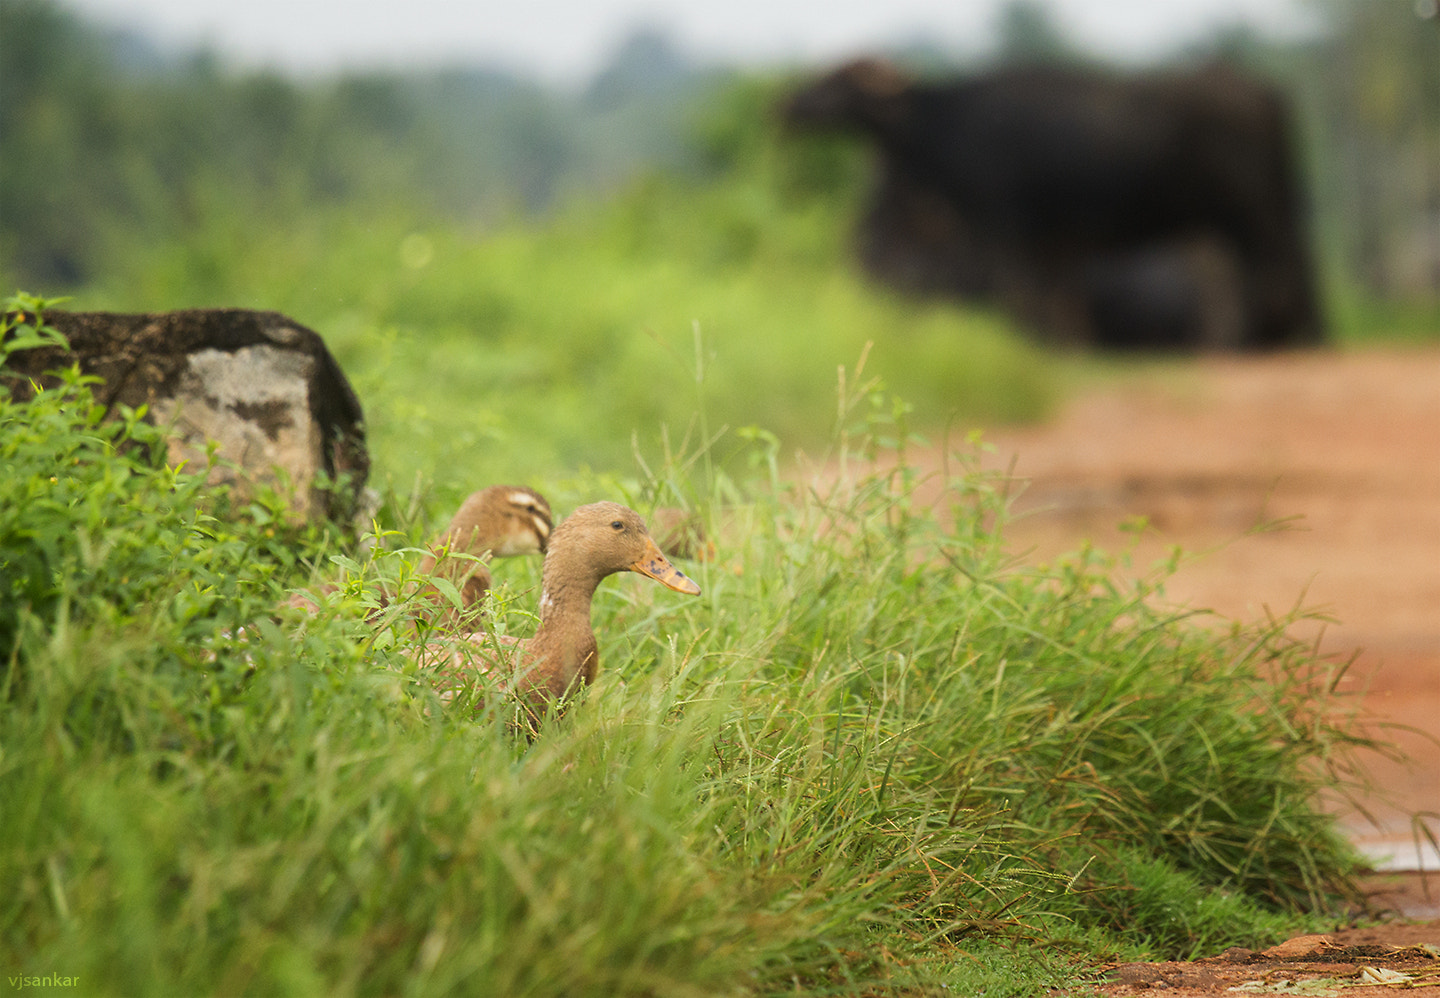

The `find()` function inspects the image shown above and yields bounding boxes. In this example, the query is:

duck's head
[550,501,702,595]
[445,485,553,556]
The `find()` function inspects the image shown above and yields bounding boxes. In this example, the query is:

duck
[415,484,552,617]
[423,501,701,726]
[284,484,551,620]
[648,506,716,562]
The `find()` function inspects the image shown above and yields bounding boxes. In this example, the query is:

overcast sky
[58,0,1320,84]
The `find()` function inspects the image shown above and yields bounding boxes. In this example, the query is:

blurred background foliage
[4,0,1435,303]
[2,0,1437,496]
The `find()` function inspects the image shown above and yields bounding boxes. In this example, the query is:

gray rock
[3,307,370,524]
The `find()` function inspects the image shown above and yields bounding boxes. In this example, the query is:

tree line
[0,3,728,287]
[2,0,1435,303]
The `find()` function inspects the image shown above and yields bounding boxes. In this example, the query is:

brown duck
[284,485,551,618]
[426,501,701,725]
[416,484,553,613]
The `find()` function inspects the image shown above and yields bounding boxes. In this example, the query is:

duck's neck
[530,549,605,693]
[536,546,605,624]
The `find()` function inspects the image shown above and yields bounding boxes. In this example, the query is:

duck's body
[428,501,701,724]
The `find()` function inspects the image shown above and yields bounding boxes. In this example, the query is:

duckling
[426,501,701,726]
[285,485,551,620]
[416,485,552,615]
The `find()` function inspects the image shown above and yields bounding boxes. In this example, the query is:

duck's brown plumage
[428,501,700,725]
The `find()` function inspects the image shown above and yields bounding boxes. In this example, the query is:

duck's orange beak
[632,536,702,595]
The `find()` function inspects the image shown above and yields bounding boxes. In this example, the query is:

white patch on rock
[150,345,322,517]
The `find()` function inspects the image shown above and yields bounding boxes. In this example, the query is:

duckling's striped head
[489,486,553,555]
[439,484,553,558]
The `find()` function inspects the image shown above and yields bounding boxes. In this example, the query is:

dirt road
[959,346,1439,995]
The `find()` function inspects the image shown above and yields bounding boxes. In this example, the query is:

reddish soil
[1089,923,1440,996]
[955,346,1440,994]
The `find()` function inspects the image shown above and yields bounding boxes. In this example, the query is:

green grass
[1321,278,1440,346]
[1,314,1379,995]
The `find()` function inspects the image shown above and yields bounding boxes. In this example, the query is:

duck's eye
[610,520,624,531]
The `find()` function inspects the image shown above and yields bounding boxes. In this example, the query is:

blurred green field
[64,166,1437,529]
[31,89,1433,516]
[68,150,1060,510]
[7,0,1436,511]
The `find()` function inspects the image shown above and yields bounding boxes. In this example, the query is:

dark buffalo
[785,58,1322,351]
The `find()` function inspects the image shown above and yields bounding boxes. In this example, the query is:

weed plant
[1,305,1375,996]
